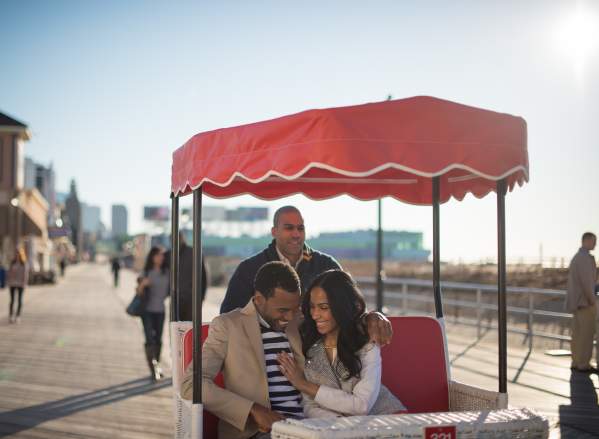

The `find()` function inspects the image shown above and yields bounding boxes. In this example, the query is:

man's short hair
[273,205,301,228]
[582,232,596,242]
[254,261,300,299]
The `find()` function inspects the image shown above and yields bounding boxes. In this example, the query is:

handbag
[126,272,148,317]
[126,293,146,316]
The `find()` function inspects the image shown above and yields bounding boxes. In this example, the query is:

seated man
[182,262,303,439]
[181,262,393,439]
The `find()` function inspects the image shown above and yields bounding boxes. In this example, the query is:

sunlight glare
[556,2,599,82]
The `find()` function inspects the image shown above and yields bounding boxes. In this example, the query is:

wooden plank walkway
[0,263,175,438]
[445,325,599,437]
[1,263,597,438]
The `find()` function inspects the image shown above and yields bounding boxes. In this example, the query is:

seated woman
[277,269,405,418]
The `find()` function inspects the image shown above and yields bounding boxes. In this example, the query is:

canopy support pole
[170,195,180,322]
[192,188,204,405]
[497,179,508,394]
[376,199,384,312]
[432,177,443,318]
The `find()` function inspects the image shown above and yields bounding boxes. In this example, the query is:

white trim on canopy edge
[172,160,529,197]
[174,176,526,207]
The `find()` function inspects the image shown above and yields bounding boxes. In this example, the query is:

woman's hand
[136,277,151,295]
[277,352,320,398]
[277,352,304,388]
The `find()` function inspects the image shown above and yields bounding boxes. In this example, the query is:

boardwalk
[0,263,598,438]
[0,263,175,438]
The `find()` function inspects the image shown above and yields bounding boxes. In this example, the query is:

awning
[171,96,528,204]
[19,189,49,236]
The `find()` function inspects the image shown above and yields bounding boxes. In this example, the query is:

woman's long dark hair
[143,247,166,274]
[301,270,368,380]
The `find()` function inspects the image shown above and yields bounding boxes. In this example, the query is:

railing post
[476,289,482,339]
[454,290,459,323]
[528,293,534,351]
[402,282,408,315]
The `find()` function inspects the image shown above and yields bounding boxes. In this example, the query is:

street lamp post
[10,196,20,249]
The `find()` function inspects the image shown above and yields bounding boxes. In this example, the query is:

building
[199,229,430,262]
[24,157,36,189]
[112,204,128,238]
[65,180,83,257]
[24,157,57,226]
[82,204,102,233]
[0,111,51,270]
[202,206,226,221]
[47,190,75,264]
[80,203,103,260]
[312,230,430,261]
[51,192,70,235]
[35,162,57,226]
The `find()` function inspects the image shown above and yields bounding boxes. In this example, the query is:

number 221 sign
[424,425,457,439]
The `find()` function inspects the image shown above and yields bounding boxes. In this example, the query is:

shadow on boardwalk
[0,377,171,437]
[558,371,599,437]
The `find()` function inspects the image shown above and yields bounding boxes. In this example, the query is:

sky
[1,0,598,263]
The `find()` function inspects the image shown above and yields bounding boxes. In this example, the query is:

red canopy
[171,96,528,204]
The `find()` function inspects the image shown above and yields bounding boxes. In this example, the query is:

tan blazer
[181,299,304,439]
[566,248,598,312]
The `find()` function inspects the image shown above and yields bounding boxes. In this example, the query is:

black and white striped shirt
[259,320,303,418]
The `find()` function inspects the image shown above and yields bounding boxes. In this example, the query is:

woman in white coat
[277,269,405,418]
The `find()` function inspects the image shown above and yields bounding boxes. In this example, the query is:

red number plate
[424,425,456,439]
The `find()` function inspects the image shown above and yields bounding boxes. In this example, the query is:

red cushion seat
[381,316,449,413]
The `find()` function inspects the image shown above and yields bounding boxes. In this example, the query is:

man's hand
[365,311,393,346]
[250,403,284,432]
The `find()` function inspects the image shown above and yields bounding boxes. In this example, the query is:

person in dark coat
[59,257,67,277]
[111,257,121,287]
[0,262,6,289]
[220,206,341,314]
[164,232,209,321]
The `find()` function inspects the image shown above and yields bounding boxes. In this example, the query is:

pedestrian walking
[136,246,169,380]
[596,284,599,371]
[566,232,598,373]
[7,248,29,324]
[111,257,121,287]
[59,257,67,277]
[0,261,6,289]
[164,231,209,321]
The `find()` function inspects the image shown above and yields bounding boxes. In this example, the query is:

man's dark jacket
[220,240,341,314]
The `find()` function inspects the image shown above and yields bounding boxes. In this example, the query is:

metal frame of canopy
[169,96,528,438]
